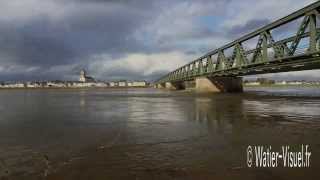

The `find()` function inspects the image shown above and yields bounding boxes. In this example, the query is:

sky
[0,0,319,82]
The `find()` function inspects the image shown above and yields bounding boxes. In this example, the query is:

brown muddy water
[0,87,320,180]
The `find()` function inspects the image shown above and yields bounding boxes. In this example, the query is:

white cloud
[222,0,317,29]
[251,70,320,80]
[0,63,40,74]
[88,51,198,80]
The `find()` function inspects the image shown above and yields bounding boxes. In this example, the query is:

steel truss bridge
[156,1,320,84]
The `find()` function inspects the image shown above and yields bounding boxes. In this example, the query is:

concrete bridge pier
[165,81,185,90]
[195,77,243,93]
[156,77,242,93]
[156,83,165,89]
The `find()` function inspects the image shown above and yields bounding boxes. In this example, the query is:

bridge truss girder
[156,2,320,84]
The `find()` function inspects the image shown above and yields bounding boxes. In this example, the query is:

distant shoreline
[244,84,320,87]
[0,86,152,90]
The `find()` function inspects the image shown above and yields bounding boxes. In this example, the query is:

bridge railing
[156,1,320,84]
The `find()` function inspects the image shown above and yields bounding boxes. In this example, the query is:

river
[0,87,319,179]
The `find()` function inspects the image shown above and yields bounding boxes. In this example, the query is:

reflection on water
[0,88,319,179]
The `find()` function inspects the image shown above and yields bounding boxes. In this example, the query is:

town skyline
[0,68,150,83]
[0,69,149,88]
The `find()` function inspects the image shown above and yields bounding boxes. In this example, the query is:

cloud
[135,0,229,53]
[226,19,271,38]
[0,0,319,81]
[222,0,317,29]
[87,51,198,81]
[246,70,320,81]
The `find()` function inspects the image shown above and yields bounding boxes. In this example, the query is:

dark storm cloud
[57,8,143,58]
[0,22,74,67]
[0,0,156,64]
[0,0,318,81]
[0,0,160,81]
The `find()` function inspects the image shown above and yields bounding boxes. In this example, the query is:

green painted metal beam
[155,2,320,84]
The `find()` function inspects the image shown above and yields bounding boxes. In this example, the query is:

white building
[72,82,96,88]
[79,69,95,83]
[109,82,116,87]
[26,82,43,88]
[275,81,287,85]
[95,82,108,87]
[288,81,303,85]
[244,82,260,86]
[47,82,66,88]
[118,81,127,87]
[132,81,147,87]
[0,83,25,88]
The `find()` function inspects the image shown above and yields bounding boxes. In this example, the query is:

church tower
[79,69,95,83]
[79,69,86,82]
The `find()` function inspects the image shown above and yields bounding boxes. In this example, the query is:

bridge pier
[165,82,185,90]
[156,83,165,89]
[195,77,243,93]
[156,77,242,93]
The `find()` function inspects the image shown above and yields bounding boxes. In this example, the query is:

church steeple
[79,69,86,82]
[79,69,95,82]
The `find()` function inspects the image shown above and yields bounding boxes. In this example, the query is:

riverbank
[0,86,152,90]
[244,84,320,88]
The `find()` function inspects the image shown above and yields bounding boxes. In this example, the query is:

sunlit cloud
[0,0,318,81]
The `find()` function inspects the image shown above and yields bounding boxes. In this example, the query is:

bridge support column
[165,82,185,90]
[195,77,243,93]
[156,83,165,89]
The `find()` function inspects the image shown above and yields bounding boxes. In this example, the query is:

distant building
[275,81,287,85]
[0,77,148,89]
[244,82,260,86]
[95,82,108,87]
[26,82,42,88]
[72,82,95,87]
[109,82,116,87]
[47,81,66,88]
[118,81,127,87]
[132,81,147,87]
[127,82,133,87]
[288,81,303,85]
[79,69,95,83]
[1,83,25,88]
